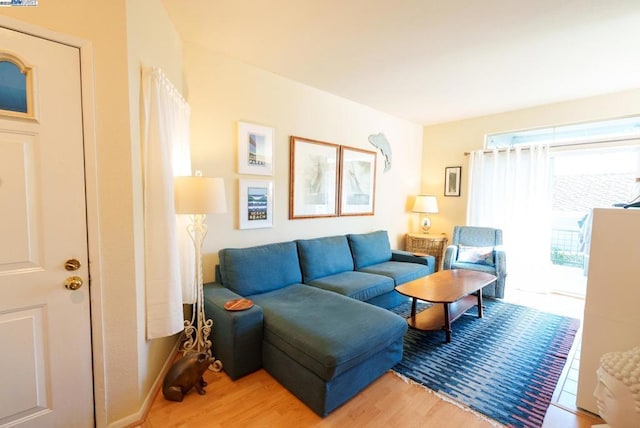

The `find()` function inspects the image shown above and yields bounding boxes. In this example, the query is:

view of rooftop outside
[549,147,639,296]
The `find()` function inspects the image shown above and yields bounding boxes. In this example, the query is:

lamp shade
[174,176,227,215]
[412,195,438,214]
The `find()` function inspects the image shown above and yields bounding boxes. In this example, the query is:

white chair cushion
[457,245,495,266]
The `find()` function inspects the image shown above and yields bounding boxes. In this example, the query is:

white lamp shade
[412,195,438,214]
[174,176,227,215]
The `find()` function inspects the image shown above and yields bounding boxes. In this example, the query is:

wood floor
[140,289,602,427]
[138,367,602,428]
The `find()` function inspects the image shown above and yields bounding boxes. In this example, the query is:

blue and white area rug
[391,299,580,428]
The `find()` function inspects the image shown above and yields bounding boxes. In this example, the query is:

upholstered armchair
[443,226,507,298]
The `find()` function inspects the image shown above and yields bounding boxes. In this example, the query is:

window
[486,116,640,149]
[0,53,33,118]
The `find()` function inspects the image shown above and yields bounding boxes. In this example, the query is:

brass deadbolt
[65,259,81,271]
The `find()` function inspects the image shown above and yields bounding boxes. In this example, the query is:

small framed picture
[237,121,274,176]
[444,166,462,197]
[239,179,273,229]
[339,146,376,216]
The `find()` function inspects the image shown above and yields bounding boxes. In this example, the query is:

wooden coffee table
[395,269,497,343]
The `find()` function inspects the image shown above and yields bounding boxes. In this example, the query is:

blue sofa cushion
[218,241,302,296]
[358,260,431,285]
[347,230,392,269]
[297,235,354,282]
[251,284,407,381]
[306,270,394,301]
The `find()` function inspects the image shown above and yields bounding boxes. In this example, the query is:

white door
[0,27,94,427]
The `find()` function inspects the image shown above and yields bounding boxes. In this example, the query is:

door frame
[0,15,107,426]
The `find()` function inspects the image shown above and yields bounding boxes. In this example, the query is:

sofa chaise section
[206,238,409,416]
[204,240,302,380]
[252,284,407,416]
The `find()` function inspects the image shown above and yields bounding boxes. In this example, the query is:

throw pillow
[457,245,495,266]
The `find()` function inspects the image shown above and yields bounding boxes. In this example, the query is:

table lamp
[412,195,438,233]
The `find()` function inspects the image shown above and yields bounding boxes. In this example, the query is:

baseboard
[108,339,181,428]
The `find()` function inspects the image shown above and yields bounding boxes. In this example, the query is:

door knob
[64,276,83,290]
[65,259,81,271]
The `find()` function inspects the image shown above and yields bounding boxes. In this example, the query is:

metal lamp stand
[180,213,223,372]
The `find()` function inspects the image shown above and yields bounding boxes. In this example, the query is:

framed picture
[239,179,273,229]
[289,136,339,219]
[444,166,462,197]
[237,121,274,175]
[339,146,376,216]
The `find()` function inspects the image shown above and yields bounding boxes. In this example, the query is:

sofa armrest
[391,250,436,271]
[203,283,264,380]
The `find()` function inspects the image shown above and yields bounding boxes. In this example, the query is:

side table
[405,233,448,271]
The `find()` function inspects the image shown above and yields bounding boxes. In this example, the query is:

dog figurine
[162,352,214,402]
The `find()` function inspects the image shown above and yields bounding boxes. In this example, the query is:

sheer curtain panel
[466,145,552,291]
[142,67,193,339]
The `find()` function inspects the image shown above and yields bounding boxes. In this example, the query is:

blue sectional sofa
[203,230,435,416]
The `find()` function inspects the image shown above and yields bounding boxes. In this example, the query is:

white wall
[422,88,640,236]
[183,42,425,282]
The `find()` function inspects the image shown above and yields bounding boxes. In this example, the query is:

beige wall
[422,88,640,237]
[183,42,425,282]
[1,0,182,426]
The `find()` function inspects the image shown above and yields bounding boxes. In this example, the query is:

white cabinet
[576,208,640,414]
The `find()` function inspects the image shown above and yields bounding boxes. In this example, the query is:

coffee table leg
[443,303,452,343]
[477,290,483,318]
[410,297,417,320]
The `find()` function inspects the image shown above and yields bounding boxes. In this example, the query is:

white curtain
[141,67,194,339]
[467,145,552,292]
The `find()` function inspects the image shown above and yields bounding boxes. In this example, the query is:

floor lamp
[174,174,226,370]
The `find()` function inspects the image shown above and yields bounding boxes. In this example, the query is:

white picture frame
[237,121,274,176]
[239,179,273,229]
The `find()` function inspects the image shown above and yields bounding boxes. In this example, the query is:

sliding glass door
[548,146,639,296]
